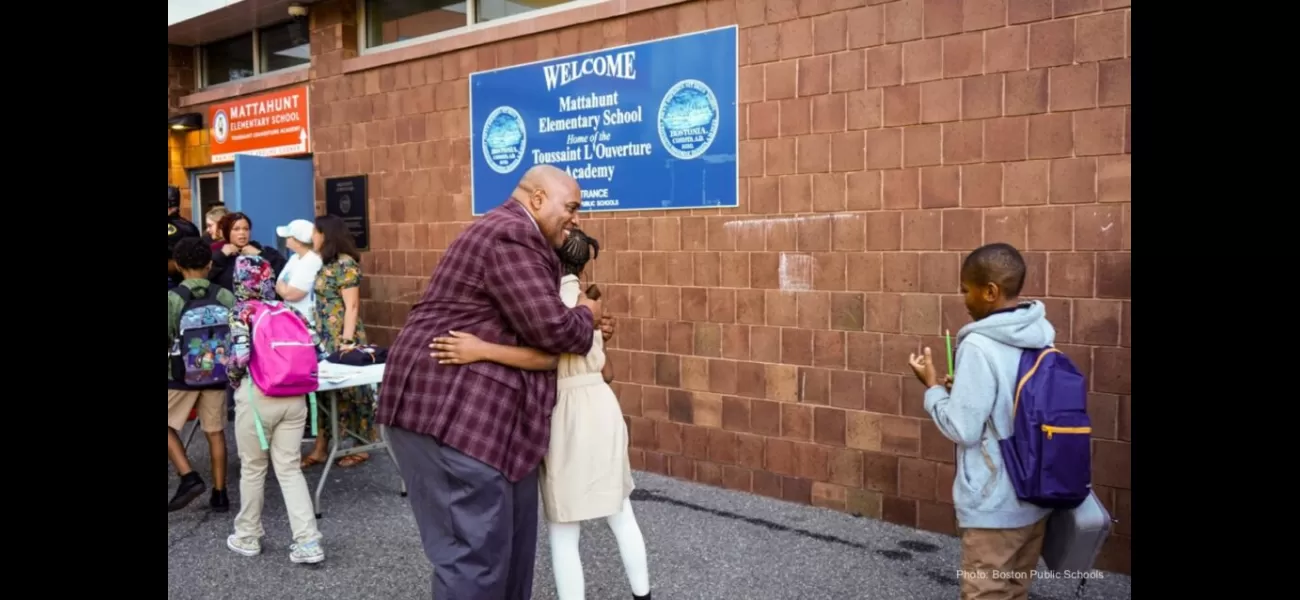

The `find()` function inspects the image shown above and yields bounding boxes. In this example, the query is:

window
[362,0,580,50]
[201,33,254,87]
[476,0,573,23]
[198,21,311,88]
[365,0,468,48]
[260,21,311,73]
[195,174,224,222]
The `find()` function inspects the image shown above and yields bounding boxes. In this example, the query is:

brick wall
[168,45,198,211]
[168,45,196,118]
[308,0,1131,573]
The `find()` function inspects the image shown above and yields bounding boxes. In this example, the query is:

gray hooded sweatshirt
[923,300,1056,530]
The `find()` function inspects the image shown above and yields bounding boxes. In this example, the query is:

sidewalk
[168,432,1132,600]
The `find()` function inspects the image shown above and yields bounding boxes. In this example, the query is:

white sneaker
[289,540,325,564]
[227,534,261,557]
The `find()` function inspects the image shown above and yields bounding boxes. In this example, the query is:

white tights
[549,498,650,599]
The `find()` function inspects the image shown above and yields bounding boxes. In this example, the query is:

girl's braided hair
[556,228,600,276]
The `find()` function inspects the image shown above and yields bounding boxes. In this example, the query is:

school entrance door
[230,155,315,251]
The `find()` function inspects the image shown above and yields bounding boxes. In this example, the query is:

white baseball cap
[276,219,315,244]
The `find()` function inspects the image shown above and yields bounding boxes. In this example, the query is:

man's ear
[529,188,548,211]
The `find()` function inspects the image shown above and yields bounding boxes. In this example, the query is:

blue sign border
[468,25,740,216]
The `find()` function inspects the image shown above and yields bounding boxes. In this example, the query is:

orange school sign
[208,86,310,164]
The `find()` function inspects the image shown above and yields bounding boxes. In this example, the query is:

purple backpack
[996,347,1092,509]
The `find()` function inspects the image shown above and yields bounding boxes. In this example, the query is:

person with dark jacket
[207,212,288,292]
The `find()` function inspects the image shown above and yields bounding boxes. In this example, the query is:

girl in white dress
[429,229,652,600]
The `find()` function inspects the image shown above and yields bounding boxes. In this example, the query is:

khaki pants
[167,389,227,433]
[232,381,321,545]
[958,516,1048,600]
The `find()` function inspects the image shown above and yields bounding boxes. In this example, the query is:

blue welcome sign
[469,26,739,216]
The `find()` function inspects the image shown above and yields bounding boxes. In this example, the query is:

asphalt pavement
[168,430,1132,600]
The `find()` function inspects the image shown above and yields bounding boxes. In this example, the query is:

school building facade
[168,0,1131,574]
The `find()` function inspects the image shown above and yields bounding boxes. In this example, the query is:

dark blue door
[233,155,315,250]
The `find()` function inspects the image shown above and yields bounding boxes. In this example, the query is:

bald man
[378,165,602,600]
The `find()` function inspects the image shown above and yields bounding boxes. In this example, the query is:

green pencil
[944,329,954,377]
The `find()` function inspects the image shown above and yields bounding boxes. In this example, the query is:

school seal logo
[212,109,230,144]
[481,106,527,175]
[657,79,720,161]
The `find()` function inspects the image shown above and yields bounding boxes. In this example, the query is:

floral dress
[314,255,377,443]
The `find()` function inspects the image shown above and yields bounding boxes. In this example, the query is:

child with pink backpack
[224,255,326,564]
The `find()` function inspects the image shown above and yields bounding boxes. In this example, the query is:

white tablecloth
[317,360,385,392]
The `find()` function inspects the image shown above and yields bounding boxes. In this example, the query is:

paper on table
[319,363,360,383]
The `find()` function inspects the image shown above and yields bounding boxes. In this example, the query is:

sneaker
[289,540,325,564]
[210,489,230,513]
[168,472,206,512]
[227,535,261,557]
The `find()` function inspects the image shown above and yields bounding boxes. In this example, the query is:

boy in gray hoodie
[908,243,1055,600]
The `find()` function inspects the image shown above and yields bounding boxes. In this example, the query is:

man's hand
[578,294,602,323]
[943,375,954,393]
[599,316,615,342]
[908,347,940,389]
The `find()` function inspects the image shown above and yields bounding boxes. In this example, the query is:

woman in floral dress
[301,215,377,469]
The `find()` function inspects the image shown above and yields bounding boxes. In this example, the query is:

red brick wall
[307,0,1131,573]
[168,45,198,209]
[168,45,196,118]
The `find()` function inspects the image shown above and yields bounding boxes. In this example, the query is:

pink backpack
[247,301,320,397]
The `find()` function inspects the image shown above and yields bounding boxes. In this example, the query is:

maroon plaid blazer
[376,201,595,482]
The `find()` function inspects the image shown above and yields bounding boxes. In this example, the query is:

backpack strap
[250,390,270,451]
[977,430,1000,498]
[172,284,218,304]
[981,418,1004,501]
[985,346,1063,442]
[1013,347,1061,416]
[985,417,1002,441]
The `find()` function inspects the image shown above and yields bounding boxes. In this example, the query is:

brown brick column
[168,45,197,209]
[168,45,195,116]
[307,0,360,215]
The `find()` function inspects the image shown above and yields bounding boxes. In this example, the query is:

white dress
[539,275,635,524]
